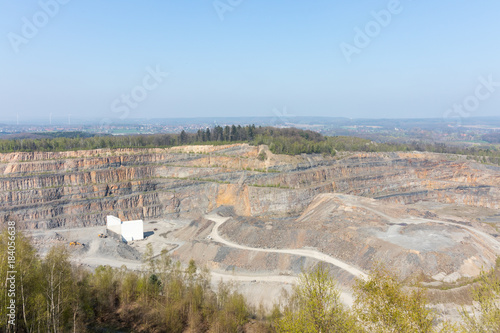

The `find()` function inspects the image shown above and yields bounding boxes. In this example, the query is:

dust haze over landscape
[1,1,500,332]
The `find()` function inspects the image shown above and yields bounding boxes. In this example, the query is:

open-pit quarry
[2,143,500,319]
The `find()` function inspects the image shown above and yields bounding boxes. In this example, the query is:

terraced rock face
[1,144,500,231]
[3,143,500,290]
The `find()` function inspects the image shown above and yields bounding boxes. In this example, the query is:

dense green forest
[1,229,499,332]
[1,125,500,165]
[0,131,98,141]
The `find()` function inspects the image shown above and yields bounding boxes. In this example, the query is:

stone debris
[443,272,462,283]
[432,272,447,281]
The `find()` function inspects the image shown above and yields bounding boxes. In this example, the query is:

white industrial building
[106,215,144,242]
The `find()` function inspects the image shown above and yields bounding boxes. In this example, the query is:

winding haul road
[205,201,500,287]
[205,213,368,280]
[205,214,358,305]
[203,206,500,307]
[358,203,500,254]
[47,201,500,309]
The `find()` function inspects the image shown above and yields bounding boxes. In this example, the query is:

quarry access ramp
[205,213,369,280]
[352,198,500,255]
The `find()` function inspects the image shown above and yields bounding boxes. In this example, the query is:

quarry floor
[26,200,500,325]
[27,218,302,310]
[28,215,361,308]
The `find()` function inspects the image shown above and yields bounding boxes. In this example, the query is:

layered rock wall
[1,145,499,229]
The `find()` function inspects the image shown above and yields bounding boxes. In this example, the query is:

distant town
[1,116,499,146]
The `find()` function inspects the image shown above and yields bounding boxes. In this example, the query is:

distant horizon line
[1,115,500,125]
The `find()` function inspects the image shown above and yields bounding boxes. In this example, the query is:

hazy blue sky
[1,0,499,123]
